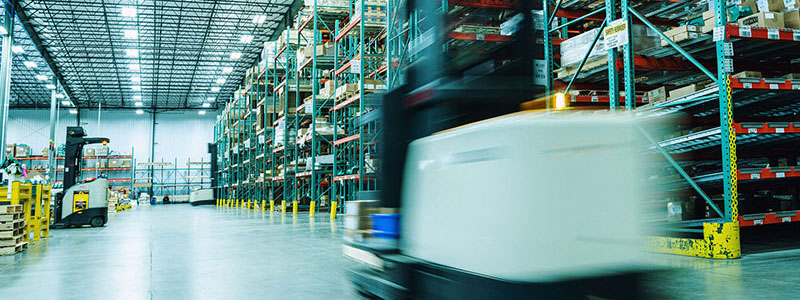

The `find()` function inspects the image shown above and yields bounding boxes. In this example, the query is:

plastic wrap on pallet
[304,0,349,9]
[500,10,556,35]
[559,25,660,67]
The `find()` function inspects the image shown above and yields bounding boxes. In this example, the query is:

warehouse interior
[2,0,800,299]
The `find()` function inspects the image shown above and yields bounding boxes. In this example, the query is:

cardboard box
[14,145,29,157]
[344,215,371,230]
[660,25,702,46]
[84,148,96,157]
[121,160,132,168]
[646,87,668,103]
[108,160,121,168]
[345,200,379,215]
[669,83,706,100]
[738,12,784,28]
[786,0,800,10]
[784,9,800,29]
[731,71,763,78]
[755,0,785,12]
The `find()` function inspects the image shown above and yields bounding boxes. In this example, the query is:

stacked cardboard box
[120,160,132,168]
[344,200,378,243]
[646,86,670,104]
[0,205,27,256]
[84,148,96,157]
[560,25,660,67]
[14,145,30,158]
[739,11,785,27]
[356,0,387,25]
[669,83,706,100]
[661,25,703,46]
[731,71,762,78]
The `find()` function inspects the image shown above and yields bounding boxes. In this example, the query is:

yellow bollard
[281,200,286,214]
[247,199,251,209]
[270,200,275,212]
[310,200,316,217]
[293,200,298,215]
[330,201,338,219]
[262,200,266,211]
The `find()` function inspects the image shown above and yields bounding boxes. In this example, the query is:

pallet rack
[213,0,387,215]
[133,159,211,198]
[542,0,800,258]
[16,150,135,190]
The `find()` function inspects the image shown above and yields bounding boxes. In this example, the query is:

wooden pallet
[0,234,23,247]
[0,212,23,222]
[0,219,25,231]
[0,205,22,213]
[555,56,608,80]
[0,242,27,256]
[0,227,25,238]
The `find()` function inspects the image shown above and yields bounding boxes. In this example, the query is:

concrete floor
[2,204,800,299]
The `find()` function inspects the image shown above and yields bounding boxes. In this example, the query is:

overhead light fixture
[46,84,57,90]
[121,6,137,18]
[132,86,141,91]
[128,63,140,71]
[61,100,71,106]
[123,29,138,39]
[136,109,144,114]
[222,67,233,74]
[36,74,48,81]
[133,95,142,100]
[198,110,206,115]
[230,52,242,60]
[23,61,36,68]
[207,97,215,101]
[56,93,65,99]
[135,101,143,107]
[131,76,141,82]
[202,103,211,108]
[216,78,226,85]
[125,49,139,57]
[69,109,78,114]
[240,35,254,43]
[11,46,23,54]
[211,87,220,92]
[253,15,267,24]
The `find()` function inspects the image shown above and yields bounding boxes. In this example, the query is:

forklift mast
[63,127,109,192]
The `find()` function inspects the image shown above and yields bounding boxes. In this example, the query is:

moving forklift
[348,1,650,299]
[53,126,110,228]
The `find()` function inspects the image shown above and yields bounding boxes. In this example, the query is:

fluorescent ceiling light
[56,93,65,99]
[133,95,142,100]
[253,15,267,24]
[36,74,48,81]
[135,101,143,107]
[202,103,211,108]
[11,46,23,54]
[23,61,36,68]
[121,6,137,17]
[216,78,226,84]
[222,67,233,74]
[125,49,139,57]
[123,29,138,39]
[128,64,140,70]
[69,109,78,114]
[46,84,57,90]
[61,100,71,106]
[207,97,215,101]
[211,87,220,92]
[230,52,242,59]
[131,76,141,82]
[198,110,206,115]
[240,35,254,43]
[136,109,144,114]
[132,86,141,91]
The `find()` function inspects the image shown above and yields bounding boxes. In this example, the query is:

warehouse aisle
[0,205,356,300]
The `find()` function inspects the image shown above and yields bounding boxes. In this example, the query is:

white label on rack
[776,128,785,133]
[475,34,485,41]
[767,28,780,40]
[350,59,361,74]
[783,217,792,223]
[604,19,629,50]
[713,26,725,41]
[794,30,800,41]
[724,58,734,73]
[777,172,786,178]
[748,128,758,133]
[258,135,265,144]
[375,84,387,90]
[751,173,760,179]
[770,84,779,90]
[743,82,753,89]
[754,219,764,225]
[793,85,800,90]
[786,0,797,9]
[591,96,599,102]
[365,84,375,89]
[739,25,751,37]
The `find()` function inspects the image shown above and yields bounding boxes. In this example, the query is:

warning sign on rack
[603,19,629,50]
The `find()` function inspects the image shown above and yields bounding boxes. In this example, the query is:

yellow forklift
[53,126,110,228]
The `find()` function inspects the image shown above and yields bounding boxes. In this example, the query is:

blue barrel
[371,214,400,239]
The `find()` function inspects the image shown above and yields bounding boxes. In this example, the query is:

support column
[606,0,619,109]
[714,0,737,222]
[48,80,57,183]
[621,0,635,110]
[543,0,552,109]
[0,10,14,166]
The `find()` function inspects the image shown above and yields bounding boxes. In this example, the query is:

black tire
[90,217,104,227]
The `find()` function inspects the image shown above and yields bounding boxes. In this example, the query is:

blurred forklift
[52,126,110,228]
[347,1,651,299]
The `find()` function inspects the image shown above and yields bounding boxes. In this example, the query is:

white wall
[6,109,218,166]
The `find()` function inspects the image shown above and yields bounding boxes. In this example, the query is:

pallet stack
[0,205,27,256]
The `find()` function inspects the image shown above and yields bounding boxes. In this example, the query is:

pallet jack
[348,1,650,299]
[53,126,110,228]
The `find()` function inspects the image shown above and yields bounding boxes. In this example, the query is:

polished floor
[2,205,800,299]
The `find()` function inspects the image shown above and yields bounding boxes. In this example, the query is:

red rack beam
[739,211,800,227]
[726,24,800,42]
[738,167,800,181]
[729,77,799,90]
[734,122,800,134]
[333,134,360,146]
[336,17,361,43]
[333,94,360,112]
[449,32,513,42]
